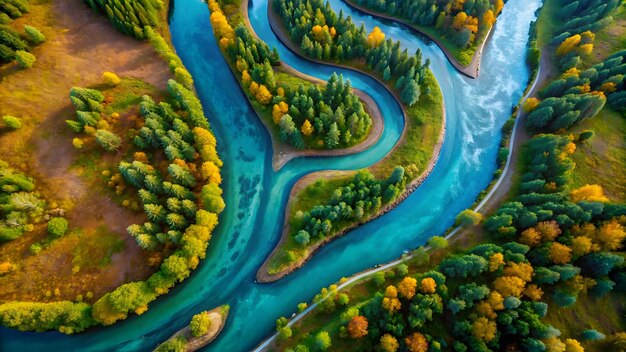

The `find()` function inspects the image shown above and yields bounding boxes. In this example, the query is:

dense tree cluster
[82,0,160,39]
[273,0,429,106]
[350,0,504,58]
[0,0,29,22]
[90,81,224,326]
[1,0,45,68]
[524,0,625,131]
[278,132,626,351]
[0,160,44,242]
[292,167,405,248]
[0,301,94,334]
[209,0,372,149]
[527,50,626,130]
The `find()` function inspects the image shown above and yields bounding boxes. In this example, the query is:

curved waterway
[0,0,541,350]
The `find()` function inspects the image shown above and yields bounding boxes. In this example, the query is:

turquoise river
[0,0,541,350]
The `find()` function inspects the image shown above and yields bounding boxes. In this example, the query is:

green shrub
[47,217,69,238]
[189,311,211,337]
[2,115,21,129]
[14,50,35,68]
[95,129,122,151]
[24,25,45,45]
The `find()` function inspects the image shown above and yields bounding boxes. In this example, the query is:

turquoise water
[0,0,540,350]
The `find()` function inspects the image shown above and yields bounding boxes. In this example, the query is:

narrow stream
[0,0,541,350]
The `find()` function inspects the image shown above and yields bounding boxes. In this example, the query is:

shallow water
[0,0,541,350]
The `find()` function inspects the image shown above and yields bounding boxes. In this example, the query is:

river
[0,0,540,350]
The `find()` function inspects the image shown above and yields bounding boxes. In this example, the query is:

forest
[347,0,504,65]
[271,132,626,352]
[209,0,373,150]
[265,0,626,350]
[273,0,429,106]
[0,0,226,334]
[525,0,625,131]
[1,0,44,68]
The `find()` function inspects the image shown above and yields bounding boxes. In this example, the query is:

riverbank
[154,305,230,352]
[214,0,386,171]
[254,35,547,352]
[342,0,494,79]
[257,79,444,285]
[256,0,445,283]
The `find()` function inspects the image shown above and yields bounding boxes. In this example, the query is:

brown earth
[0,0,172,303]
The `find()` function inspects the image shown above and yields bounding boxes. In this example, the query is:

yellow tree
[472,317,497,342]
[523,284,543,301]
[489,253,505,272]
[544,337,566,352]
[420,277,437,294]
[550,243,572,264]
[397,277,417,299]
[564,339,584,352]
[571,236,595,257]
[536,220,562,241]
[556,35,582,56]
[380,334,399,352]
[453,12,468,30]
[201,161,222,184]
[367,27,385,47]
[405,332,429,352]
[494,276,526,297]
[301,119,314,136]
[594,219,626,250]
[494,0,504,15]
[482,10,496,27]
[503,261,534,282]
[382,285,401,313]
[523,97,541,113]
[255,84,273,105]
[519,227,542,247]
[570,184,609,203]
[487,291,504,311]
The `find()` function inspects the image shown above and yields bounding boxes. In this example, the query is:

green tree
[189,312,211,337]
[315,330,332,350]
[95,129,122,151]
[14,50,35,68]
[325,122,340,149]
[24,25,45,45]
[456,209,483,227]
[2,115,22,129]
[47,217,69,238]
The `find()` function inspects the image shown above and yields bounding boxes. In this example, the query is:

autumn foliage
[347,315,368,338]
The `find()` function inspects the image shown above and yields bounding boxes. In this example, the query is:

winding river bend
[0,0,540,350]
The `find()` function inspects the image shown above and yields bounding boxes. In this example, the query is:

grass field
[0,0,171,304]
[570,108,626,202]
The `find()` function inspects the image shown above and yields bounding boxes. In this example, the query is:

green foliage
[47,217,68,238]
[14,49,35,68]
[189,311,211,337]
[82,0,161,39]
[290,169,404,247]
[315,330,332,350]
[428,235,448,249]
[156,336,187,352]
[0,301,94,334]
[2,115,21,129]
[95,129,122,151]
[455,209,483,227]
[23,25,45,45]
[274,0,430,106]
[0,161,42,243]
